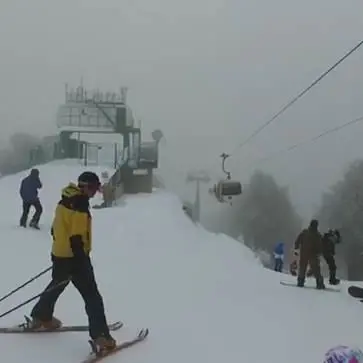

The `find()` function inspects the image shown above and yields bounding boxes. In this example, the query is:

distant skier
[273,242,284,272]
[28,171,117,352]
[100,171,111,207]
[294,219,325,289]
[19,168,43,229]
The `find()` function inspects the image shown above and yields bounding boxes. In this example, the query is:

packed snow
[0,160,362,363]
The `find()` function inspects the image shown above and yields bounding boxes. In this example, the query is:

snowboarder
[273,242,284,272]
[303,228,341,284]
[294,219,325,289]
[322,229,341,285]
[19,168,43,229]
[29,171,117,352]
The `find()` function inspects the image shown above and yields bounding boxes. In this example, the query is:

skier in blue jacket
[19,168,43,229]
[273,242,284,272]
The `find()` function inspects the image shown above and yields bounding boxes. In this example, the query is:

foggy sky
[0,0,363,219]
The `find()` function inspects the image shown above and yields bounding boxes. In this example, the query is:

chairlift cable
[231,39,363,154]
[247,114,363,167]
[205,39,363,201]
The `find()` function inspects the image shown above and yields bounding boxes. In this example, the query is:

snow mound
[0,161,361,363]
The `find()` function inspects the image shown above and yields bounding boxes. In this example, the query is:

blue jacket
[274,242,284,256]
[20,170,42,202]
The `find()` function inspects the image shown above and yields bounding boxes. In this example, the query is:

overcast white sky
[0,0,362,218]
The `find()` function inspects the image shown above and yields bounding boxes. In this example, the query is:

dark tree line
[316,160,363,280]
[219,160,363,280]
[211,170,302,266]
[236,171,302,253]
[0,132,41,175]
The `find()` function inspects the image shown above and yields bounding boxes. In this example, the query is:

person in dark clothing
[305,229,341,284]
[321,229,341,285]
[29,171,116,352]
[294,219,325,289]
[19,168,43,229]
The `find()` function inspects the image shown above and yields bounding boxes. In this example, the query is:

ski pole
[0,279,69,319]
[0,266,52,304]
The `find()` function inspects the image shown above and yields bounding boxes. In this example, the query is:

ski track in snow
[0,159,361,363]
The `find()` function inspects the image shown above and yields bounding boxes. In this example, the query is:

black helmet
[30,168,39,176]
[309,219,318,230]
[78,171,101,189]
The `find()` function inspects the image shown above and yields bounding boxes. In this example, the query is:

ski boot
[297,277,304,287]
[26,316,62,331]
[92,333,117,354]
[316,277,326,290]
[29,221,40,230]
[329,273,340,285]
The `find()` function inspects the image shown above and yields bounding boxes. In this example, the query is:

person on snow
[303,228,341,285]
[19,168,43,229]
[29,171,116,352]
[273,242,284,272]
[100,171,112,208]
[321,229,341,285]
[294,219,325,289]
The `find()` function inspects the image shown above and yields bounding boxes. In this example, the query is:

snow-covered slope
[0,160,362,363]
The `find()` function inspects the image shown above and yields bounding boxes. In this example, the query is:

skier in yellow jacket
[29,171,116,352]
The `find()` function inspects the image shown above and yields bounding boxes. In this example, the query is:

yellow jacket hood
[61,183,83,199]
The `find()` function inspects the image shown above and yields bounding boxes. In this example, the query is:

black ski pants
[322,252,337,276]
[20,200,43,226]
[306,253,336,277]
[31,255,110,339]
[274,258,283,272]
[298,254,323,285]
